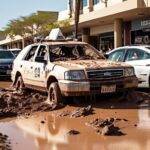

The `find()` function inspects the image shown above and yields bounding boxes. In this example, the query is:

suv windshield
[49,44,104,62]
[0,50,14,59]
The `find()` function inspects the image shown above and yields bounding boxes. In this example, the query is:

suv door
[22,45,39,85]
[108,49,127,62]
[31,44,49,89]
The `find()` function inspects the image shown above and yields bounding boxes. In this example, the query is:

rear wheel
[47,82,63,105]
[15,76,25,92]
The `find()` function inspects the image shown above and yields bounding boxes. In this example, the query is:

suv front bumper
[59,76,138,96]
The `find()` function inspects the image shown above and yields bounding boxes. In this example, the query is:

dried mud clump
[0,133,11,150]
[57,105,94,118]
[67,130,80,135]
[57,110,71,117]
[86,118,125,136]
[0,90,58,117]
[70,105,94,118]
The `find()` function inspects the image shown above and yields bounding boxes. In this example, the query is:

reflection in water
[108,141,140,150]
[0,109,149,150]
[138,109,150,129]
[16,114,68,150]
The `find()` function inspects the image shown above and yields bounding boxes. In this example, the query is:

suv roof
[116,45,150,49]
[37,40,87,46]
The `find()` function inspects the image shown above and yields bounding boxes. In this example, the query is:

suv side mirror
[35,56,47,64]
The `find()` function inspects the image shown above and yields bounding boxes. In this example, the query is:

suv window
[108,49,126,62]
[36,45,48,61]
[125,49,150,61]
[24,46,38,61]
[49,44,103,62]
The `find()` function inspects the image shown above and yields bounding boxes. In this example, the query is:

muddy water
[0,105,149,150]
[0,81,149,150]
[0,81,11,89]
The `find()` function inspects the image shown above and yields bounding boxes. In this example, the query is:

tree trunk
[22,38,25,49]
[74,0,80,39]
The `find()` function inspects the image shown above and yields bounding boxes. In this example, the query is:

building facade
[59,0,150,52]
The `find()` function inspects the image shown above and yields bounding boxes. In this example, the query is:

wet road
[0,80,150,150]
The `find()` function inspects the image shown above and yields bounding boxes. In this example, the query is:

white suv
[11,40,138,104]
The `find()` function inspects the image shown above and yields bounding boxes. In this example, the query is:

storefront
[131,18,150,45]
[99,32,114,52]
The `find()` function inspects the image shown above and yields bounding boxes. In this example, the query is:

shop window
[131,30,150,45]
[82,0,88,7]
[99,33,114,53]
[93,0,99,5]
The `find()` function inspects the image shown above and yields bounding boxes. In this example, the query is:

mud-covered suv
[11,40,138,104]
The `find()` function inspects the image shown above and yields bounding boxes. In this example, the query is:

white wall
[58,10,70,21]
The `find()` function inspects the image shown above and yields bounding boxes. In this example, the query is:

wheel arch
[47,75,58,90]
[14,71,22,85]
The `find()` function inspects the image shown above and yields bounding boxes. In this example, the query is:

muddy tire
[48,82,62,105]
[15,76,25,92]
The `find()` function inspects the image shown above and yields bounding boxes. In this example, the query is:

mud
[0,89,59,118]
[0,133,11,150]
[86,118,125,136]
[57,105,94,118]
[67,130,80,135]
[0,82,149,149]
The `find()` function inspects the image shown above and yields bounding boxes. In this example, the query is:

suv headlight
[124,67,135,77]
[64,70,86,80]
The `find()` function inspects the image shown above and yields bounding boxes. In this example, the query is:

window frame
[23,44,39,62]
[125,48,150,61]
[34,44,50,63]
[108,48,127,62]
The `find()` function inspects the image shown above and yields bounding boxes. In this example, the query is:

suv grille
[87,69,123,79]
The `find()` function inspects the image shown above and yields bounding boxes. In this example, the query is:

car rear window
[0,50,14,59]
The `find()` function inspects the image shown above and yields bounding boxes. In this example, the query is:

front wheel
[15,76,25,92]
[47,82,63,105]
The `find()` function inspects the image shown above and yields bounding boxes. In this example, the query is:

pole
[74,0,80,39]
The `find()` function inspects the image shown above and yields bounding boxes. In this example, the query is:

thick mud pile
[86,118,126,136]
[57,105,94,118]
[0,89,58,117]
[0,133,11,150]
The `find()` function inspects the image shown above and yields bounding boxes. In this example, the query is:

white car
[11,40,138,104]
[106,46,150,88]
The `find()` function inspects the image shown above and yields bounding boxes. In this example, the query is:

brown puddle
[0,105,149,150]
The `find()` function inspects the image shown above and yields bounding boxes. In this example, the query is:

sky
[0,0,68,30]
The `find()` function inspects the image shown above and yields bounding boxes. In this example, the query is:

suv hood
[54,60,130,70]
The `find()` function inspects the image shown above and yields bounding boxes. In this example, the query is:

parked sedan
[106,46,150,88]
[9,48,21,57]
[0,49,15,77]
